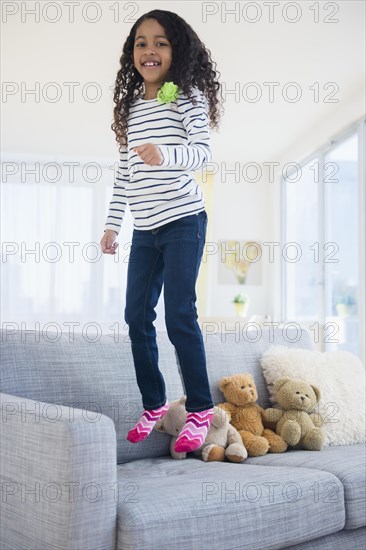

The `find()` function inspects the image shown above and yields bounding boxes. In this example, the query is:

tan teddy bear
[154,396,248,462]
[263,377,325,451]
[217,373,288,457]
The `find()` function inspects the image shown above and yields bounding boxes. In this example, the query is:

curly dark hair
[111,9,223,153]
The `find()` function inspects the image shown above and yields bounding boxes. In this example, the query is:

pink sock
[127,400,169,443]
[174,407,215,453]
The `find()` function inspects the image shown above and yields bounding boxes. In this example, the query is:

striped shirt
[104,86,211,232]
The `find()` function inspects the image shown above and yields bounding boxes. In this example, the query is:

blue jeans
[124,210,215,412]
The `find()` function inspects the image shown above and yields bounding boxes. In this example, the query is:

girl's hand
[100,230,119,255]
[133,143,163,166]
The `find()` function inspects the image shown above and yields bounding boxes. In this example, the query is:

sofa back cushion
[0,329,184,464]
[0,327,313,463]
[203,327,313,409]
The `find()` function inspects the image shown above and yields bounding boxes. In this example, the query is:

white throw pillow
[261,345,365,446]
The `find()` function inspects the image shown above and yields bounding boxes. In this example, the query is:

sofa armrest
[0,392,117,550]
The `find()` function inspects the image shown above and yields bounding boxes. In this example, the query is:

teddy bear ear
[274,377,291,392]
[212,406,227,427]
[310,384,321,402]
[179,395,187,404]
[219,377,232,391]
[154,418,165,432]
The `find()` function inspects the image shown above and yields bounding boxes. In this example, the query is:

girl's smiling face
[133,18,172,87]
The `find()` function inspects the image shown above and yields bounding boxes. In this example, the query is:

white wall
[2,0,365,327]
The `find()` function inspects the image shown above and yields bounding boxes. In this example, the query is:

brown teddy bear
[217,373,288,457]
[154,396,248,462]
[263,377,325,451]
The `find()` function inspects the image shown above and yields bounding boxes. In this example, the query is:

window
[0,157,149,336]
[282,118,365,360]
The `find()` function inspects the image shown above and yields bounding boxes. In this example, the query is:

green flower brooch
[157,81,179,104]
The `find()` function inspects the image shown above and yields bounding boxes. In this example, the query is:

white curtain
[1,154,166,338]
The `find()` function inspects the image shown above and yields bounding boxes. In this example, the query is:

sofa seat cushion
[116,457,345,550]
[282,526,366,550]
[244,443,366,529]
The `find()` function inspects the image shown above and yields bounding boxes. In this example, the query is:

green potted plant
[232,293,250,317]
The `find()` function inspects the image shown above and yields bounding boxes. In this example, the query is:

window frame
[281,116,366,362]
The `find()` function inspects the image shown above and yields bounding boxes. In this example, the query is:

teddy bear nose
[300,396,305,401]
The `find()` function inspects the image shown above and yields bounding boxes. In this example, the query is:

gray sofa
[1,327,365,550]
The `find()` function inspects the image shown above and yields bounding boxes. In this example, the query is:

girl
[100,9,222,453]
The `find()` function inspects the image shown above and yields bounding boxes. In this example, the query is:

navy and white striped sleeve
[157,89,212,171]
[104,147,129,235]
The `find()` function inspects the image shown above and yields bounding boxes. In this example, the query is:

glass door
[282,118,365,360]
[282,158,321,321]
[324,132,361,355]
